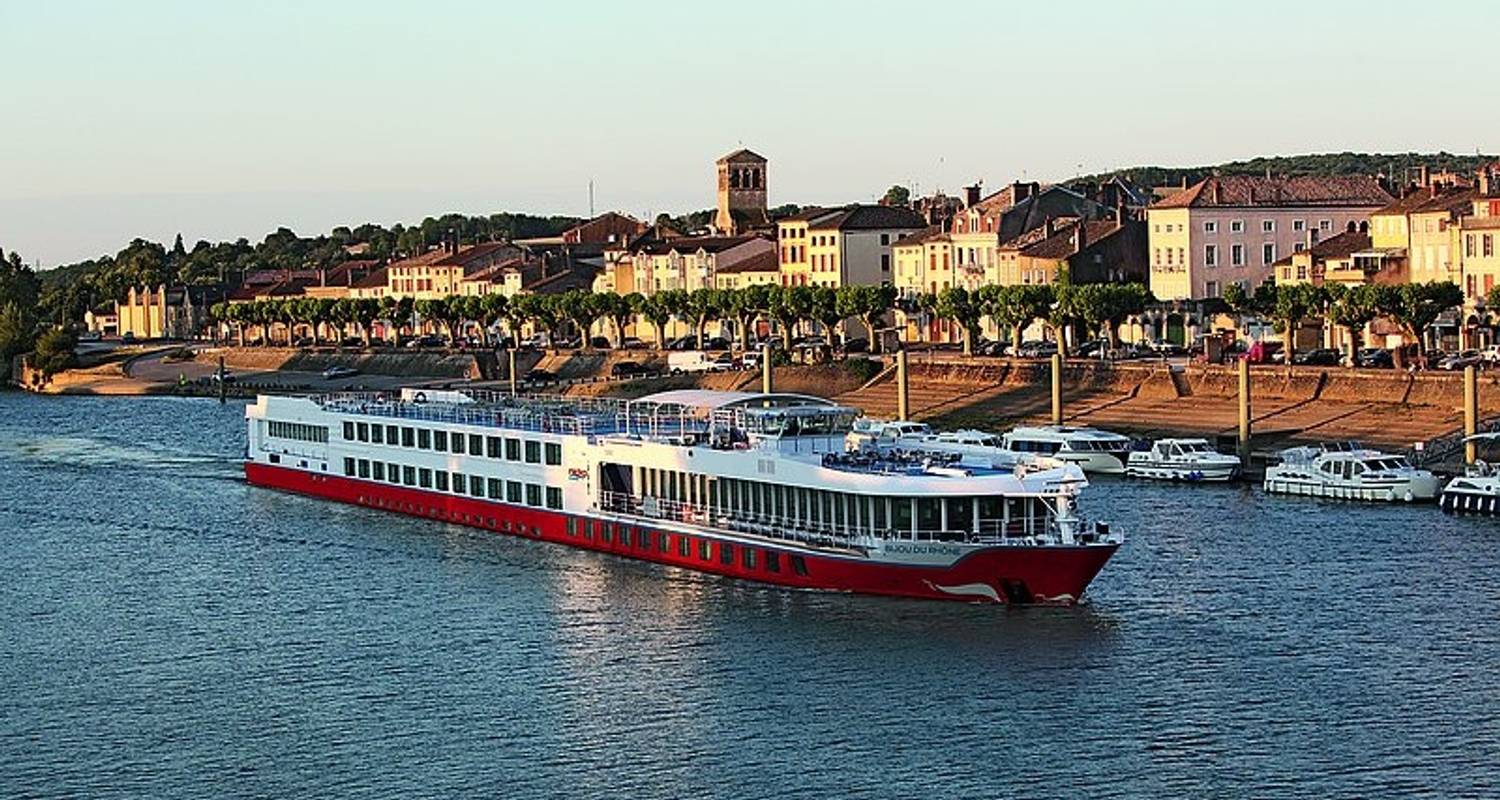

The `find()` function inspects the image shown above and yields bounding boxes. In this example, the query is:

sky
[2,0,1496,267]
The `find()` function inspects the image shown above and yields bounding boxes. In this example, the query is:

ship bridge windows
[357,422,369,442]
[505,438,520,460]
[434,430,448,452]
[371,425,384,444]
[418,429,431,450]
[469,434,483,456]
[343,421,355,441]
[524,441,542,464]
[401,427,415,448]
[488,436,503,459]
[545,443,562,466]
[267,420,329,444]
[451,433,466,454]
[387,425,399,444]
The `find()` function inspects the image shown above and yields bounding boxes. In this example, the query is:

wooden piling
[896,349,910,422]
[1050,353,1063,425]
[761,342,773,394]
[1465,364,1478,464]
[1238,357,1252,463]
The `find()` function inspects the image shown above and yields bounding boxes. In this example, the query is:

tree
[685,288,723,349]
[1377,281,1463,365]
[881,185,911,207]
[840,284,898,354]
[30,327,78,381]
[983,284,1052,352]
[0,301,37,368]
[478,293,508,346]
[935,286,985,357]
[1327,283,1383,367]
[352,298,381,347]
[1268,283,1325,367]
[634,293,674,348]
[1044,284,1089,359]
[810,286,843,347]
[767,286,814,349]
[597,293,636,348]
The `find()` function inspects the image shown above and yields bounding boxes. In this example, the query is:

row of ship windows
[562,517,809,577]
[343,420,562,466]
[343,457,563,510]
[267,421,330,444]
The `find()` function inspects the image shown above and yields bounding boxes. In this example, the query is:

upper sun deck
[304,388,860,447]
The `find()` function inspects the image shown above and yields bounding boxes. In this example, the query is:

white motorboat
[1440,433,1500,513]
[1126,438,1241,482]
[1000,426,1132,474]
[1263,441,1438,502]
[847,419,1056,472]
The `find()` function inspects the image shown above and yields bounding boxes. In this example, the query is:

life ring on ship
[413,391,428,404]
[374,392,388,404]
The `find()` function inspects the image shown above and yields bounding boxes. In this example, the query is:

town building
[777,205,926,288]
[1147,175,1393,300]
[385,241,522,300]
[631,235,775,294]
[715,149,770,235]
[999,218,1148,287]
[114,284,224,339]
[949,182,1113,280]
[712,250,780,291]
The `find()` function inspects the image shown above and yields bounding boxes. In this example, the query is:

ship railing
[594,491,1105,549]
[317,392,627,437]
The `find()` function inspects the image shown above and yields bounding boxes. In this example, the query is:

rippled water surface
[2,393,1498,798]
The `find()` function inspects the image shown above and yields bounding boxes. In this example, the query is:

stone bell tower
[715,148,769,235]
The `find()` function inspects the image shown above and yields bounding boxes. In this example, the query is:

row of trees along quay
[208,280,1155,358]
[1222,280,1467,368]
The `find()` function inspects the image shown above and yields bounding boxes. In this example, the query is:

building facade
[715,149,770,235]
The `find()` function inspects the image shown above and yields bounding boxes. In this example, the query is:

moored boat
[1001,425,1132,474]
[1126,438,1241,482]
[1263,441,1438,502]
[245,388,1122,605]
[1440,433,1500,513]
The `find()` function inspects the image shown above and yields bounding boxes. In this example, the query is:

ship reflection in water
[1,395,1497,798]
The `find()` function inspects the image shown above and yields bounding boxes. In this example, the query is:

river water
[1,393,1497,798]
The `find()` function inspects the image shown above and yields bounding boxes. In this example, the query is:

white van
[668,351,732,374]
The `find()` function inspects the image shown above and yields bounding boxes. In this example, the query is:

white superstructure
[1264,442,1438,502]
[1001,425,1132,474]
[1126,438,1241,482]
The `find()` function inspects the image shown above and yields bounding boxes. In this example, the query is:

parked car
[121,331,137,343]
[404,334,444,349]
[741,350,763,370]
[1014,340,1058,358]
[1482,344,1500,365]
[340,337,364,348]
[621,337,647,350]
[525,368,556,383]
[665,336,696,351]
[668,351,725,374]
[610,361,647,378]
[519,333,548,350]
[840,336,869,354]
[704,336,731,351]
[210,370,237,383]
[1293,347,1341,366]
[1438,349,1484,371]
[1074,339,1107,359]
[1152,342,1189,358]
[1357,347,1393,368]
[321,365,360,380]
[590,336,614,349]
[292,336,316,348]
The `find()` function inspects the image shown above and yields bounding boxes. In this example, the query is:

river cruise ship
[244,389,1122,604]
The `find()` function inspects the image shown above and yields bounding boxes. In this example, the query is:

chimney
[1418,165,1430,188]
[320,268,327,287]
[1013,181,1035,204]
[1181,176,1189,190]
[1481,168,1492,197]
[1211,181,1223,204]
[964,183,982,208]
[1074,219,1088,254]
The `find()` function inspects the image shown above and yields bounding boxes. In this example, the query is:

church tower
[715,148,769,235]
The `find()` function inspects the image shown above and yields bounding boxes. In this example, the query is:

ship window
[601,524,612,543]
[765,550,780,572]
[434,430,447,452]
[874,497,888,530]
[469,475,484,497]
[545,443,562,465]
[419,468,432,488]
[451,433,465,454]
[791,555,808,576]
[526,483,541,507]
[487,436,503,458]
[833,494,845,528]
[343,457,355,476]
[720,542,734,565]
[584,520,594,540]
[343,422,355,441]
[947,497,972,533]
[635,528,648,548]
[742,547,757,569]
[372,462,385,481]
[506,438,521,460]
[525,441,541,464]
[449,472,462,493]
[469,434,482,456]
[269,454,279,464]
[657,531,669,553]
[418,429,431,450]
[679,536,691,557]
[371,425,384,444]
[483,478,499,499]
[916,498,941,537]
[387,425,398,444]
[402,466,416,486]
[546,487,562,510]
[435,471,449,492]
[401,428,415,448]
[507,481,522,502]
[699,540,711,560]
[357,422,369,442]
[566,518,577,537]
[358,459,370,478]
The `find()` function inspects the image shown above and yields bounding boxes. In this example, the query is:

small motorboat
[1126,438,1241,482]
[1263,441,1438,502]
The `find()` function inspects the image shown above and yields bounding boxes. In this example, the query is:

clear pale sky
[2,0,1495,266]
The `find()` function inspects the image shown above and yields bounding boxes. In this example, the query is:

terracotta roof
[999,218,1079,251]
[430,242,517,269]
[779,207,833,223]
[891,225,949,248]
[717,148,767,164]
[527,264,600,295]
[808,204,926,231]
[1017,221,1125,260]
[351,266,388,290]
[1271,231,1372,266]
[1152,175,1393,209]
[1462,216,1500,231]
[1375,186,1476,217]
[715,250,779,275]
[463,257,529,284]
[638,235,760,256]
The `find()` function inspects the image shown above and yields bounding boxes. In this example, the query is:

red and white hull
[246,462,1118,605]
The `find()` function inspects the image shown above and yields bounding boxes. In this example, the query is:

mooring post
[1238,356,1252,464]
[1464,364,1478,465]
[217,355,227,404]
[896,348,910,422]
[761,342,773,394]
[1050,352,1063,425]
[508,349,518,397]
